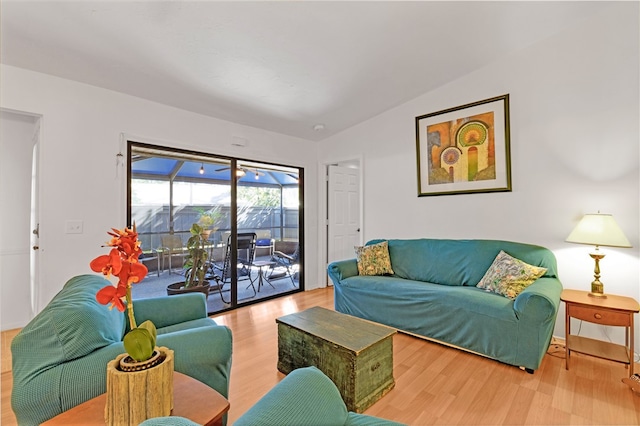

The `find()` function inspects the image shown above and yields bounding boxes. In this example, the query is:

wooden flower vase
[105,346,174,426]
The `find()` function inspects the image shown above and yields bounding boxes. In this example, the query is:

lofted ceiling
[1,1,611,141]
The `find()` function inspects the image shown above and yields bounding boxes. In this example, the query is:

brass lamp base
[588,292,607,299]
[588,279,607,298]
[587,251,607,298]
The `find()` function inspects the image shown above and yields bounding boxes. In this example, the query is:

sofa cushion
[369,239,557,286]
[11,274,125,378]
[355,241,394,276]
[476,250,547,299]
[155,317,219,335]
[340,275,517,324]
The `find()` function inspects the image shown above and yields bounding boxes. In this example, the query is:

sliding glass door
[127,142,303,314]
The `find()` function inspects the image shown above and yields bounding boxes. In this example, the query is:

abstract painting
[415,94,511,196]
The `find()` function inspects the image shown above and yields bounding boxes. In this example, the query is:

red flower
[89,248,122,277]
[117,261,148,287]
[91,225,156,361]
[96,283,127,312]
[107,227,143,261]
[90,225,147,318]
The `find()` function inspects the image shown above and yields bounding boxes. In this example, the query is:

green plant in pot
[184,222,209,288]
[196,207,222,239]
[167,223,211,297]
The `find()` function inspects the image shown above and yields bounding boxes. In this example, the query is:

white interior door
[0,110,40,330]
[30,138,40,317]
[327,165,361,268]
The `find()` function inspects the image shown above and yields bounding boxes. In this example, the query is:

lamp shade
[566,213,632,248]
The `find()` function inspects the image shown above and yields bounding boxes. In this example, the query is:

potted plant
[167,223,211,297]
[196,207,222,240]
[90,225,174,425]
[90,225,158,363]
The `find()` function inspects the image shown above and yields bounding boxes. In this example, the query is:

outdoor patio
[132,254,300,314]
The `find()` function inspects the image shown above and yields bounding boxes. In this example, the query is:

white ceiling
[1,1,611,141]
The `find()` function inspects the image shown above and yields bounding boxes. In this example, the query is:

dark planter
[118,348,164,372]
[166,281,210,298]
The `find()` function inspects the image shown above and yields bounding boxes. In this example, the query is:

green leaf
[190,223,202,235]
[123,328,154,362]
[138,320,157,348]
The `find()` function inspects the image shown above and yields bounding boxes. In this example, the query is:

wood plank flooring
[2,287,640,425]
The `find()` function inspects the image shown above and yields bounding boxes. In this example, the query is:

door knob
[33,245,39,250]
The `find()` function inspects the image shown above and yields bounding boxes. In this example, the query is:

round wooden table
[43,372,229,425]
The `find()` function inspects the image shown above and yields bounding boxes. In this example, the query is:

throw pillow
[355,241,394,276]
[476,250,547,299]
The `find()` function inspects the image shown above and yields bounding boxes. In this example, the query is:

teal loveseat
[328,239,563,372]
[141,366,405,426]
[11,274,233,425]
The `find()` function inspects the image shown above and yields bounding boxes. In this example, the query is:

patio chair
[159,234,186,274]
[210,232,257,303]
[255,230,275,257]
[139,249,160,277]
[268,244,300,287]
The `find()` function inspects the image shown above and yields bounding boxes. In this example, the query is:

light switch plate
[65,220,83,234]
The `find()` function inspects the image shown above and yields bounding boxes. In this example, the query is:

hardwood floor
[2,287,640,425]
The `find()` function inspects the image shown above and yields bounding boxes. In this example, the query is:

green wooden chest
[276,306,396,413]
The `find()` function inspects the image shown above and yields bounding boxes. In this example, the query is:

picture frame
[415,94,511,197]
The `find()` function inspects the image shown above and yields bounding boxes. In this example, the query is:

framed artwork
[415,94,511,197]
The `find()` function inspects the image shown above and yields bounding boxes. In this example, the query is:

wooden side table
[43,372,229,425]
[561,289,639,375]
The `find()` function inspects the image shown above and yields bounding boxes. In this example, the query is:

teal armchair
[11,274,233,426]
[234,366,405,426]
[141,366,405,426]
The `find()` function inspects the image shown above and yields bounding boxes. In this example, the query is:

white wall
[0,65,319,325]
[318,3,640,349]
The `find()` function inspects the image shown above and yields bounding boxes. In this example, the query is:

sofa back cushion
[367,239,558,286]
[234,366,348,426]
[11,274,125,377]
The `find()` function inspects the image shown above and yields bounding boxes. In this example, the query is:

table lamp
[566,212,631,298]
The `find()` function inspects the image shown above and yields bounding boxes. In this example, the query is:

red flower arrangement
[90,225,156,362]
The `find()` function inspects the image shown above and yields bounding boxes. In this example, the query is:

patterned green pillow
[355,241,394,276]
[476,250,547,299]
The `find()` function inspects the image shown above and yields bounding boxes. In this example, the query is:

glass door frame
[126,140,304,313]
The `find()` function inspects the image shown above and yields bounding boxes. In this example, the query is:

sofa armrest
[156,325,233,398]
[131,293,207,330]
[234,366,349,426]
[513,277,562,322]
[12,343,127,425]
[328,259,359,284]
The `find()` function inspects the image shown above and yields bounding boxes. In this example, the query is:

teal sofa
[141,366,405,426]
[11,274,233,425]
[328,239,562,372]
